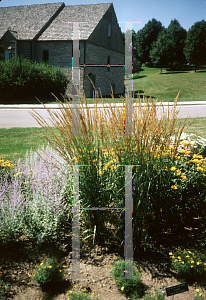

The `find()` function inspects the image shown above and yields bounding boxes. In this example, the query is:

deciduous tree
[184,20,206,72]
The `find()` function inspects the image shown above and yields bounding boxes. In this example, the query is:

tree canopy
[184,20,206,71]
[135,18,164,65]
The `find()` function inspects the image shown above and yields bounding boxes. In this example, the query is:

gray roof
[38,3,112,40]
[0,2,112,41]
[0,2,65,40]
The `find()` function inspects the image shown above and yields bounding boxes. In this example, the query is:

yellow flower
[181,141,189,146]
[170,167,177,171]
[181,175,187,180]
[169,252,173,256]
[191,265,193,268]
[180,149,186,153]
[197,167,203,171]
[48,266,52,268]
[171,185,177,190]
[121,286,124,291]
[178,256,181,260]
[73,157,79,164]
[176,170,181,176]
[196,289,200,292]
[197,262,200,265]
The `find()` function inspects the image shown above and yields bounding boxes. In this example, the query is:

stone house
[0,2,124,98]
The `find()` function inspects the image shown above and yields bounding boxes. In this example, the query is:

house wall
[18,41,32,60]
[84,42,124,98]
[34,40,86,99]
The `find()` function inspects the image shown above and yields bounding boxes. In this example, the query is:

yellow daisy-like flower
[176,170,181,176]
[185,151,191,155]
[170,167,177,171]
[73,157,79,164]
[191,265,193,268]
[171,185,178,190]
[48,266,52,268]
[197,262,200,265]
[169,252,173,256]
[181,175,187,180]
[196,289,199,292]
[178,256,181,260]
[197,167,203,171]
[181,141,189,146]
[180,149,186,153]
[121,286,124,291]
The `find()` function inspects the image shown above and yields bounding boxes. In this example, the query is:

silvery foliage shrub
[0,143,73,244]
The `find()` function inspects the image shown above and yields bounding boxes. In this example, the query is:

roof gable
[38,3,112,41]
[1,29,18,41]
[0,2,65,40]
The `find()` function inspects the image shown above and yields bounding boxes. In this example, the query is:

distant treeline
[122,19,206,73]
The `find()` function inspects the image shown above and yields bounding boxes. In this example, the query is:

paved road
[0,101,206,129]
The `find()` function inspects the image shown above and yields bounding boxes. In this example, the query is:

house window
[108,24,111,38]
[107,56,110,72]
[43,50,49,63]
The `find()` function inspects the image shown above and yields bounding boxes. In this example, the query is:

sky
[0,0,206,33]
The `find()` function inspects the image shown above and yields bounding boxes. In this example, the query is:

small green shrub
[169,249,206,283]
[31,257,67,286]
[66,288,102,300]
[193,289,206,299]
[110,258,144,299]
[0,56,68,104]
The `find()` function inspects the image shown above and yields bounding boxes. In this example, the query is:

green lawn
[1,117,206,166]
[129,66,206,102]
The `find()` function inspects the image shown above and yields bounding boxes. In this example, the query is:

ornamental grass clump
[169,249,206,283]
[31,257,67,286]
[110,258,144,298]
[27,84,197,251]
